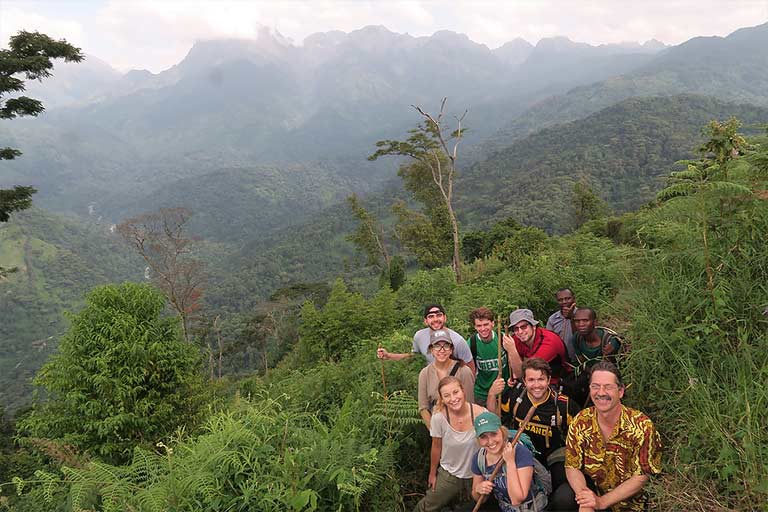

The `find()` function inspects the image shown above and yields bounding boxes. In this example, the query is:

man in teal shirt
[468,307,509,407]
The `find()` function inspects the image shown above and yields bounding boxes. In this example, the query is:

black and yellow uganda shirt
[499,382,581,466]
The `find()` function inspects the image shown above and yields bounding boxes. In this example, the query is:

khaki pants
[414,466,473,512]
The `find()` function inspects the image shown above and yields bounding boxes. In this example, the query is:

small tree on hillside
[117,208,206,342]
[369,98,467,282]
[571,178,610,229]
[657,119,751,312]
[20,282,204,463]
[346,194,406,290]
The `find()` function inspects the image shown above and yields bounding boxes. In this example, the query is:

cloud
[0,4,85,47]
[2,0,766,72]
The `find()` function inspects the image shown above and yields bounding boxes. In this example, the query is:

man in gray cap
[502,308,570,386]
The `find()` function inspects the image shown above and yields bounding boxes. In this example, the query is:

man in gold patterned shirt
[565,361,661,511]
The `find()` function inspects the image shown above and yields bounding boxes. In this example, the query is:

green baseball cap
[474,411,502,437]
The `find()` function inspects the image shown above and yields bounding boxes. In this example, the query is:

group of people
[376,289,661,512]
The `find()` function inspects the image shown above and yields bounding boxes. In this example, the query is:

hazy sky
[1,0,767,72]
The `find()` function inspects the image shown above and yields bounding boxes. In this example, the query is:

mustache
[595,394,611,401]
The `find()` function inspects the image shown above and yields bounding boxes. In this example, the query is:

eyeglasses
[589,384,619,392]
[432,343,452,352]
[512,323,531,333]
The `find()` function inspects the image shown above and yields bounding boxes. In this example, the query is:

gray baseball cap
[429,329,453,346]
[508,308,539,328]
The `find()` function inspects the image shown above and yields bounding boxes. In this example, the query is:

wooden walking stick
[472,405,538,512]
[496,315,503,413]
[378,343,388,400]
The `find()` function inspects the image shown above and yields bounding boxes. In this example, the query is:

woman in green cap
[471,411,548,512]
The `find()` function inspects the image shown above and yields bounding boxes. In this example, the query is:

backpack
[574,326,623,372]
[476,430,553,498]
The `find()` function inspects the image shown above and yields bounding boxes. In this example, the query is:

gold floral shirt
[565,405,662,512]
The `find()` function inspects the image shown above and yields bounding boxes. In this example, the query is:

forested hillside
[456,95,768,231]
[0,210,139,411]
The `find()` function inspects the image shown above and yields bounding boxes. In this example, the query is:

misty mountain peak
[642,38,667,50]
[303,30,347,49]
[493,38,534,66]
[344,25,411,51]
[534,36,591,53]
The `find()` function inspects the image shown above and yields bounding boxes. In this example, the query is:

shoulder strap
[512,386,528,425]
[476,447,488,477]
[470,333,478,360]
[450,361,461,377]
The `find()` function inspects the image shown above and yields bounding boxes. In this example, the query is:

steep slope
[456,95,768,232]
[0,209,140,411]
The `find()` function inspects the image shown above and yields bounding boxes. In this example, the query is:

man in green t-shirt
[467,307,509,407]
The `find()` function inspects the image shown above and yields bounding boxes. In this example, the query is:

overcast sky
[1,0,767,73]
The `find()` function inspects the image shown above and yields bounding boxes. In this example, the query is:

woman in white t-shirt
[415,376,486,512]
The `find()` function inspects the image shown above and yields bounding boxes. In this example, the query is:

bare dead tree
[369,97,467,281]
[412,98,467,282]
[117,207,206,342]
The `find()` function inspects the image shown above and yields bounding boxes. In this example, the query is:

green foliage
[571,178,611,229]
[20,282,206,463]
[622,124,768,508]
[298,279,397,363]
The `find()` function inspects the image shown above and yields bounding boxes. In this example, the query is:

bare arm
[376,347,413,361]
[503,333,523,379]
[593,474,649,510]
[485,377,505,414]
[420,408,432,430]
[471,474,493,502]
[428,437,442,490]
[566,467,595,512]
[503,443,533,505]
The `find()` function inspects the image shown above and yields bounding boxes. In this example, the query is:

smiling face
[430,341,453,363]
[523,368,550,402]
[590,370,624,414]
[478,429,505,456]
[512,320,535,345]
[424,309,446,330]
[474,318,494,340]
[439,380,466,412]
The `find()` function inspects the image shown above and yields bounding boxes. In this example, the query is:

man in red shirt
[502,308,570,385]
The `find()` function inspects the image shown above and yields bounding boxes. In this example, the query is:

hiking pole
[378,343,388,400]
[496,315,503,413]
[472,405,538,512]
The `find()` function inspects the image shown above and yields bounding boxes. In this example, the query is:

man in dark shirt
[546,288,577,361]
[487,357,581,511]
